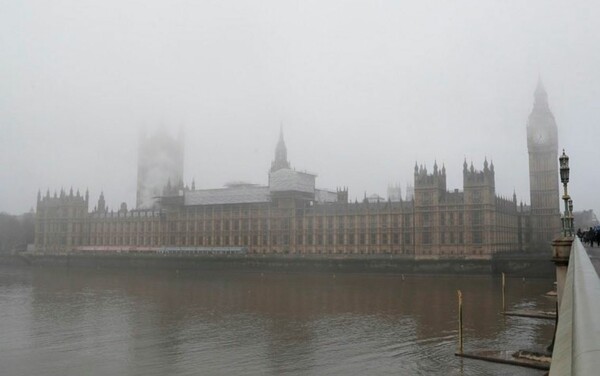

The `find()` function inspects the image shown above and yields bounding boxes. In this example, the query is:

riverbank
[0,253,554,277]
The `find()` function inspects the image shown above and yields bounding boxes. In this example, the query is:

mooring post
[458,289,463,354]
[502,272,506,313]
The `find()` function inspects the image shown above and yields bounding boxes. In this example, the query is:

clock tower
[526,79,561,248]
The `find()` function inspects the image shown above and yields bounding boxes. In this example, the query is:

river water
[0,266,555,375]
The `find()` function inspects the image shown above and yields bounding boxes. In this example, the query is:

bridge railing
[549,238,600,375]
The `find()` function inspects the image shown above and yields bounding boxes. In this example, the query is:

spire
[270,126,291,172]
[37,189,41,203]
[191,178,196,190]
[97,191,106,213]
[534,77,548,109]
[527,76,558,151]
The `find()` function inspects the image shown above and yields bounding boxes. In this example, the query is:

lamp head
[559,149,570,184]
[568,198,573,213]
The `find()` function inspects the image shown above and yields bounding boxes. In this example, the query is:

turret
[463,160,495,187]
[463,160,496,205]
[413,161,447,205]
[97,191,106,213]
[336,187,348,203]
[270,126,291,172]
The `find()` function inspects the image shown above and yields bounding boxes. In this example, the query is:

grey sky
[1,0,599,217]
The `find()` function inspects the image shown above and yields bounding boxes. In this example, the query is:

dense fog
[1,0,598,215]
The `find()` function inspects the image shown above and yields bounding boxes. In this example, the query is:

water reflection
[0,266,554,375]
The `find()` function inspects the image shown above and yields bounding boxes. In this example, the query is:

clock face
[535,130,546,144]
[530,128,549,145]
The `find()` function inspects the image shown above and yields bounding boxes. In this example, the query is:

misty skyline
[1,1,599,216]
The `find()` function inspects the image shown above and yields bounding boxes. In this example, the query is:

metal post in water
[502,272,506,313]
[457,289,463,354]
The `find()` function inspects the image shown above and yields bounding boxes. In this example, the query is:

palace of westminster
[34,82,562,259]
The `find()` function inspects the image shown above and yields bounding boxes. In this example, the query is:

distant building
[35,84,563,258]
[573,210,599,230]
[387,184,402,202]
[136,128,184,209]
[405,184,414,202]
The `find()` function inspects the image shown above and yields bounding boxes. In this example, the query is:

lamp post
[559,150,571,237]
[551,150,574,315]
[568,198,574,236]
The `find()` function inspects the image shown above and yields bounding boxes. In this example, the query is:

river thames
[0,266,555,375]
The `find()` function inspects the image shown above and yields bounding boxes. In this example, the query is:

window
[423,232,431,244]
[472,190,482,203]
[423,213,431,226]
[472,211,482,225]
[370,216,377,230]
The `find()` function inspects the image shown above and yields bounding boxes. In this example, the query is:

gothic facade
[34,84,561,258]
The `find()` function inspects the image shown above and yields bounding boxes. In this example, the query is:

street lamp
[559,150,572,237]
[568,198,574,235]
